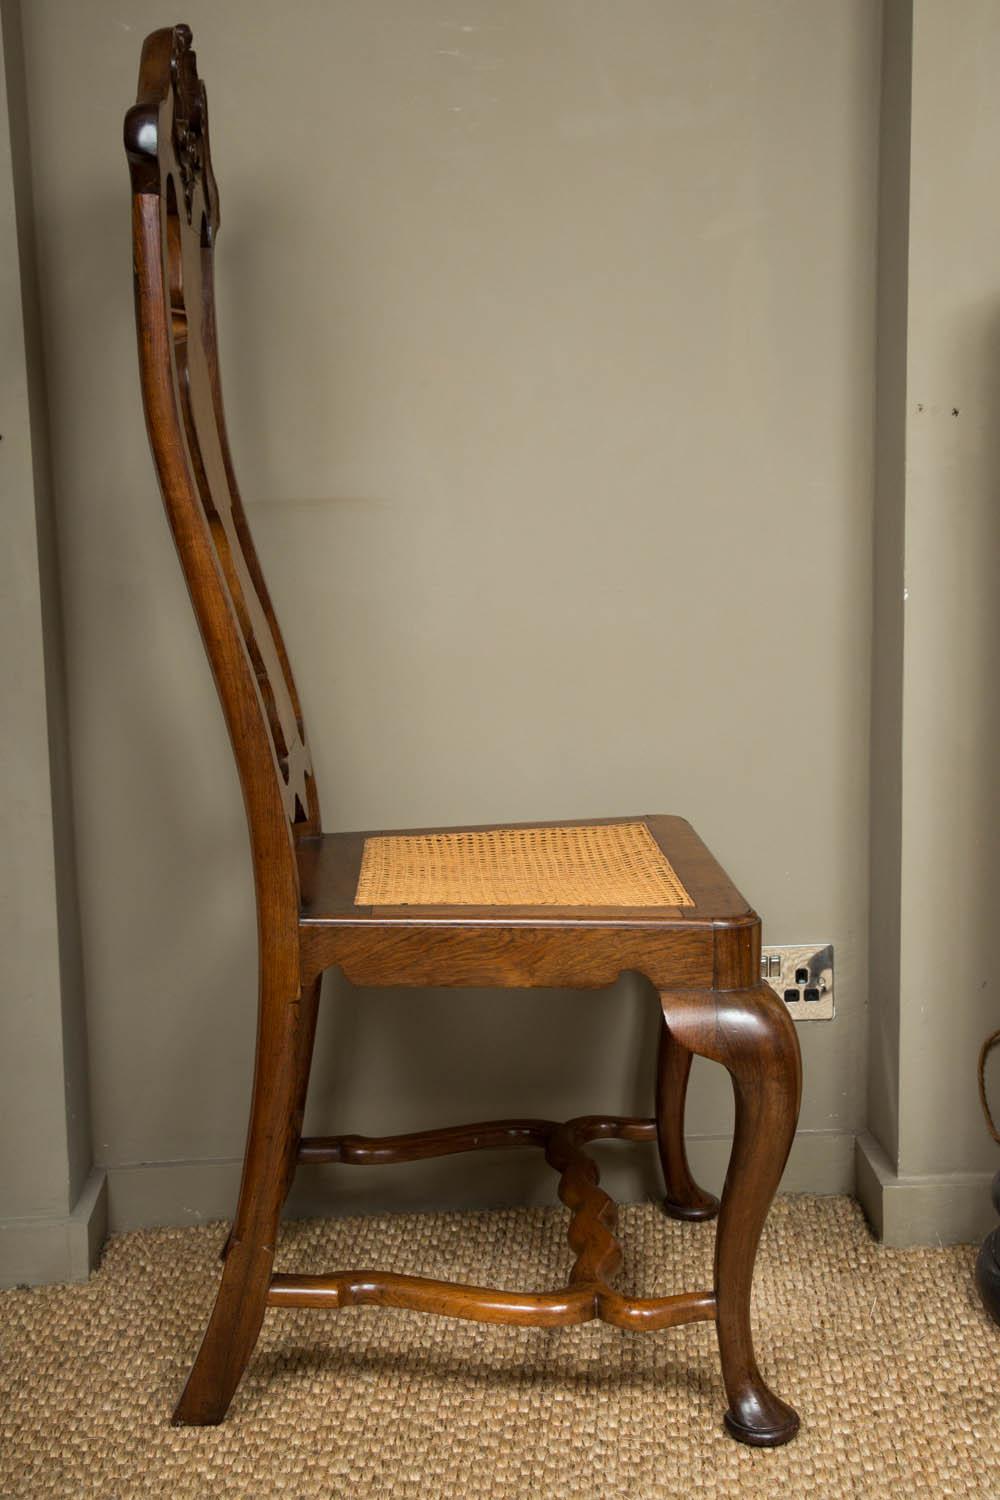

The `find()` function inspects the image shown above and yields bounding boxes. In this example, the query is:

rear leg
[655,1014,719,1221]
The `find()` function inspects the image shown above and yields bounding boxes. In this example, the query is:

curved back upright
[124,26,320,940]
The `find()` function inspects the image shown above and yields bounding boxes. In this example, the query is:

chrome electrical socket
[760,943,834,1020]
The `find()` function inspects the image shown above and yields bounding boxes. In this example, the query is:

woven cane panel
[354,821,694,908]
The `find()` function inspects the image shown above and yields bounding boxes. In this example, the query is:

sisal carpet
[0,1195,996,1499]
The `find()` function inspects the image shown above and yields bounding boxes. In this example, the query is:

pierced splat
[125,24,318,846]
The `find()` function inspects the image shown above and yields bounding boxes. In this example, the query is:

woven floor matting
[354,821,694,908]
[1,1195,996,1499]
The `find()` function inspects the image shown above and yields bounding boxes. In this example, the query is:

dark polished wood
[656,1020,720,1222]
[125,24,803,1446]
[977,1206,1000,1326]
[660,984,801,1446]
[976,1031,1000,1325]
[280,1116,716,1330]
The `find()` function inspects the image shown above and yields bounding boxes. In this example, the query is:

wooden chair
[124,24,803,1447]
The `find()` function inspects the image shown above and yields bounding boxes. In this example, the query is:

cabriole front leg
[660,983,802,1447]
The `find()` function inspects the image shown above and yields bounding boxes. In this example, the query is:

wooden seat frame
[124,25,803,1448]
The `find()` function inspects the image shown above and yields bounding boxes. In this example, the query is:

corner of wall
[0,0,100,1284]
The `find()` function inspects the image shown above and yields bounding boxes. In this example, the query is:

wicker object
[2,1198,996,1500]
[354,821,694,908]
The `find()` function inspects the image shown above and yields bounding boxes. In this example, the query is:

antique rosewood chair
[124,25,803,1447]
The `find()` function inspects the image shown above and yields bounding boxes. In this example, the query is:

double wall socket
[760,943,834,1021]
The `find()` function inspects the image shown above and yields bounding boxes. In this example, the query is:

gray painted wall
[0,0,102,1283]
[896,0,1000,1183]
[4,1,997,1267]
[14,0,880,1231]
[867,0,911,1176]
[859,0,1000,1245]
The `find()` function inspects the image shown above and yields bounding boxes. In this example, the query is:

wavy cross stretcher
[269,1117,717,1332]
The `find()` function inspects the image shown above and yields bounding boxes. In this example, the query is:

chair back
[125,27,320,908]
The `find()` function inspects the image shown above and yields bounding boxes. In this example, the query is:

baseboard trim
[0,1169,108,1288]
[104,1129,856,1234]
[855,1131,996,1246]
[16,1135,986,1266]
